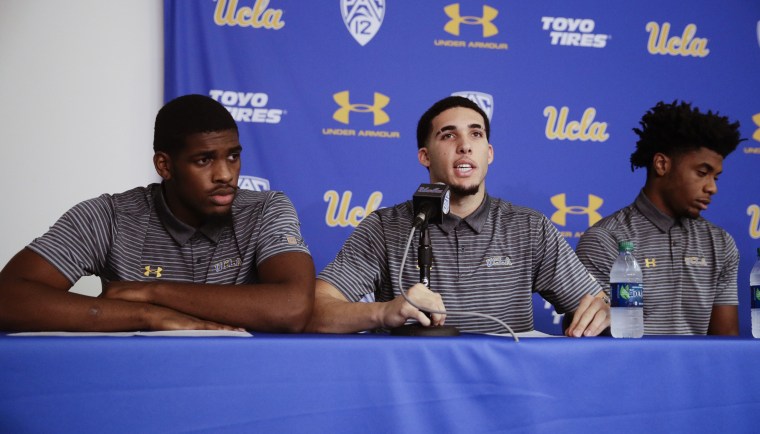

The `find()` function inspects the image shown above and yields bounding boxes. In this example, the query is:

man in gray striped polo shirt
[308,96,609,336]
[576,101,743,335]
[0,95,314,332]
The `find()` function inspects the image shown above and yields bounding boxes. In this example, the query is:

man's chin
[450,185,480,197]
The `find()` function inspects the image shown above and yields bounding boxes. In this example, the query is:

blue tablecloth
[1,333,758,433]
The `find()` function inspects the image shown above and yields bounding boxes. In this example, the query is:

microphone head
[412,183,450,226]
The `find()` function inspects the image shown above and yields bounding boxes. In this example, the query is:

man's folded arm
[0,248,236,332]
[103,251,316,333]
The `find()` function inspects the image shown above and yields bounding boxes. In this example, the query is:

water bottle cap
[618,240,634,252]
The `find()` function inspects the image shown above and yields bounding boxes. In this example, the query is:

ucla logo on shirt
[485,256,512,267]
[341,0,385,46]
[550,193,603,238]
[209,89,285,124]
[544,106,609,142]
[143,266,163,278]
[645,22,709,57]
[434,3,508,50]
[213,0,285,30]
[238,175,270,192]
[540,16,610,48]
[324,190,383,228]
[213,257,242,273]
[684,256,708,267]
[323,91,400,139]
[451,91,494,120]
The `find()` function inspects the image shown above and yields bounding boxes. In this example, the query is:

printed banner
[165,0,760,335]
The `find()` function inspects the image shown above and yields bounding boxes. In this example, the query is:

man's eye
[228,153,240,162]
[196,158,211,165]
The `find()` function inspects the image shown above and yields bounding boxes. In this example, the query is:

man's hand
[101,281,154,303]
[146,305,244,332]
[379,283,446,329]
[565,293,610,337]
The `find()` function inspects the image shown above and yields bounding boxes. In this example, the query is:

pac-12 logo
[341,0,385,46]
[451,91,494,120]
[238,175,271,191]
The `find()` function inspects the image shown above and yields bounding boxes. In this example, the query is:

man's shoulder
[489,197,551,222]
[232,188,278,208]
[69,185,153,218]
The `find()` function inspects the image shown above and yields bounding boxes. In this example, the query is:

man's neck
[449,189,486,218]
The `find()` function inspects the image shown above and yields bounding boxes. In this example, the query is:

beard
[450,184,480,197]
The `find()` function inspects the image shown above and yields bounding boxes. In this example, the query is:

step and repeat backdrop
[164,0,760,335]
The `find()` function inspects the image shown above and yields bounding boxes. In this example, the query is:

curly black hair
[153,94,238,155]
[630,100,743,171]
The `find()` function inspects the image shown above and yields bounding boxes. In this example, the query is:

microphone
[412,183,450,227]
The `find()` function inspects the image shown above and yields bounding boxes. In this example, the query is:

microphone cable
[396,225,519,342]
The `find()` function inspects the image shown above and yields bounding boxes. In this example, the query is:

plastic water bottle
[751,248,760,339]
[610,240,644,338]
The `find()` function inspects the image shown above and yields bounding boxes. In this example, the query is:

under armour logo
[144,266,163,278]
[444,3,499,37]
[550,193,603,227]
[752,113,760,142]
[644,258,656,268]
[332,91,390,125]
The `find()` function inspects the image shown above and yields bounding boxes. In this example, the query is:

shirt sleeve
[318,211,388,302]
[27,195,115,284]
[575,225,620,294]
[714,230,739,305]
[533,214,604,313]
[254,192,311,266]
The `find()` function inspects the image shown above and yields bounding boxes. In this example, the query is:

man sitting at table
[0,94,314,332]
[576,100,742,335]
[307,95,609,337]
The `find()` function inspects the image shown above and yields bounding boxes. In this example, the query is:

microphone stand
[391,223,460,337]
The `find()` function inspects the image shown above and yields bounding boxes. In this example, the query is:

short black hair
[416,96,490,149]
[153,94,238,155]
[630,100,743,171]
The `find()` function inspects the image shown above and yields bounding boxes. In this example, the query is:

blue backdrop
[164,0,760,335]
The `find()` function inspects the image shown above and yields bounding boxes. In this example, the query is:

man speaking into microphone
[308,96,609,337]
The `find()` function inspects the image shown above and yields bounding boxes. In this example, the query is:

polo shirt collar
[634,190,681,232]
[153,184,227,245]
[438,193,490,234]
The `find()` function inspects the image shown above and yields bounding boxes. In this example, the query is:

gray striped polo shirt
[28,183,310,287]
[319,194,603,333]
[576,191,738,335]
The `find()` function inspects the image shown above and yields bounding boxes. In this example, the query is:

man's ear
[153,152,172,180]
[652,152,671,177]
[418,147,430,168]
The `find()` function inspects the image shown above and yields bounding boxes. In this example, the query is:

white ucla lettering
[324,190,383,228]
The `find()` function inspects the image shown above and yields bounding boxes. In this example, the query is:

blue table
[1,333,758,433]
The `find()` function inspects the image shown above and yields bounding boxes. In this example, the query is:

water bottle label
[752,285,760,309]
[611,282,643,307]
